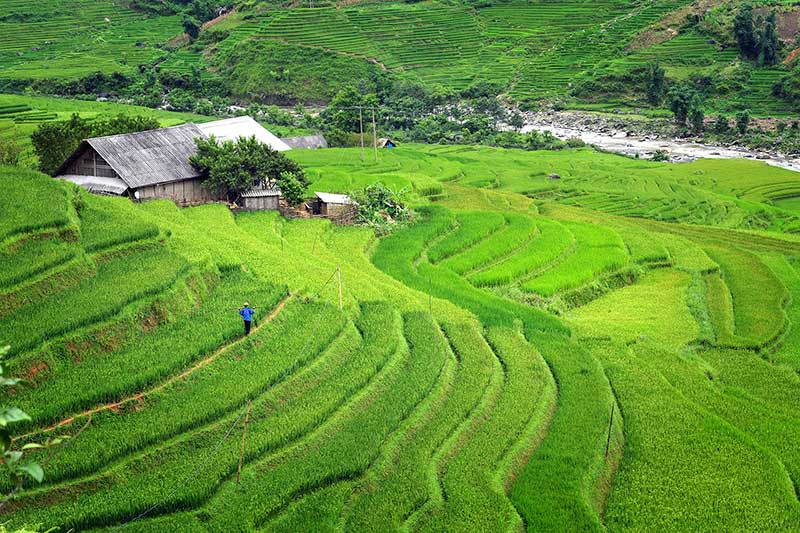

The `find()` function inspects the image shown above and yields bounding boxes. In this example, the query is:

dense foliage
[31,114,160,175]
[190,135,309,204]
[349,182,413,234]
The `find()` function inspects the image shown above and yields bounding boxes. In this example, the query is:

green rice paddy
[3,115,800,530]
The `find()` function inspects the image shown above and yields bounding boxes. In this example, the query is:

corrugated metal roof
[198,117,291,151]
[59,174,129,195]
[241,187,281,198]
[315,192,353,205]
[281,134,328,149]
[84,123,205,189]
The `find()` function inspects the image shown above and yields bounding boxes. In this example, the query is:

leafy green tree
[32,114,160,175]
[0,138,22,166]
[322,85,378,132]
[277,172,307,206]
[689,94,705,132]
[713,115,731,134]
[644,61,666,105]
[182,16,201,40]
[758,11,779,66]
[733,4,757,59]
[735,109,751,134]
[668,85,696,125]
[190,135,308,204]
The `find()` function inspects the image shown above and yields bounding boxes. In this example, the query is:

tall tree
[736,109,751,134]
[689,94,705,132]
[321,85,378,133]
[668,85,696,126]
[182,16,201,40]
[758,11,779,65]
[644,61,667,105]
[733,4,757,59]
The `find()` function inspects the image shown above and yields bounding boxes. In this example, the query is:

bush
[350,182,413,234]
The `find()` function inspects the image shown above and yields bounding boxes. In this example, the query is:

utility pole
[371,108,378,162]
[359,107,365,162]
[237,400,252,484]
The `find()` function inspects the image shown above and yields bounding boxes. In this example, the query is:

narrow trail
[18,294,292,441]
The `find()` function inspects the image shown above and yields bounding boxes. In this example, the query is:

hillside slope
[4,144,800,530]
[0,0,797,114]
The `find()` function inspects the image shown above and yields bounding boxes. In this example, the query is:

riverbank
[522,111,800,173]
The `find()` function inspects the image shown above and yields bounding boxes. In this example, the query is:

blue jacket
[240,307,255,322]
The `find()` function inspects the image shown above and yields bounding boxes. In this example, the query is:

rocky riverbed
[522,111,800,173]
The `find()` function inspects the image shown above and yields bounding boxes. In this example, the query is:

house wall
[322,202,356,219]
[242,196,279,210]
[64,146,119,178]
[135,178,221,206]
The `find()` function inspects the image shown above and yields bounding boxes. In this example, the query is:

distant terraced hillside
[0,0,797,113]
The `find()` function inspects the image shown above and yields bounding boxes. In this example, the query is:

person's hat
[244,302,249,307]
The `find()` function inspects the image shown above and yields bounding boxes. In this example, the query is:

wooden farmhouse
[54,117,290,207]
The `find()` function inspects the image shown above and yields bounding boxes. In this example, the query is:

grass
[0,165,71,241]
[4,141,800,531]
[567,269,699,350]
[522,221,629,296]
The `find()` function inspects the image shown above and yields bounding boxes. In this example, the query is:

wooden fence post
[605,402,615,458]
[237,400,252,484]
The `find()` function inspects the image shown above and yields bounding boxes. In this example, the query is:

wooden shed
[313,192,357,219]
[240,187,281,210]
[377,138,396,149]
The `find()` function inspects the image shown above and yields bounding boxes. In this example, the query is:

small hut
[377,138,396,149]
[313,192,356,218]
[240,188,281,210]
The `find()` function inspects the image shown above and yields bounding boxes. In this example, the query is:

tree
[733,4,757,59]
[182,16,201,40]
[0,138,22,166]
[668,85,696,125]
[644,61,666,105]
[689,94,705,133]
[321,85,378,132]
[735,109,751,134]
[32,114,160,175]
[190,135,309,204]
[713,115,730,134]
[758,11,779,66]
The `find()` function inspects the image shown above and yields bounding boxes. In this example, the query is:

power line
[108,267,342,530]
[111,404,248,531]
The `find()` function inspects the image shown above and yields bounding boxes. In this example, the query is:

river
[522,121,800,173]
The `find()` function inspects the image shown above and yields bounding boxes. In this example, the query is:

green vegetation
[3,120,800,531]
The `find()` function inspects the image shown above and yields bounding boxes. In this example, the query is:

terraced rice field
[4,137,800,531]
[0,0,792,113]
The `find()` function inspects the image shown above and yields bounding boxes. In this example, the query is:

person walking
[239,302,256,335]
